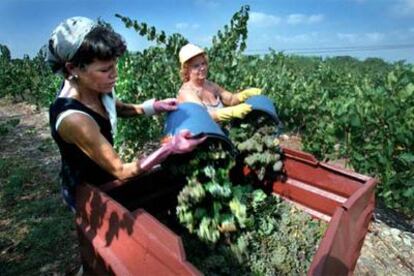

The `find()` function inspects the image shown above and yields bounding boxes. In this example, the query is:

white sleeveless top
[196,89,224,111]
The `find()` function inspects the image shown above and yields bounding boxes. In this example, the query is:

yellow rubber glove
[216,103,252,122]
[236,88,262,102]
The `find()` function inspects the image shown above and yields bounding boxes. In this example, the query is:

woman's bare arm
[115,100,145,117]
[58,113,142,180]
[212,82,240,106]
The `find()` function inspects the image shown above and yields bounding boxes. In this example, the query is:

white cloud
[274,33,319,44]
[287,14,305,25]
[245,28,412,62]
[365,32,385,42]
[337,32,385,44]
[175,22,200,30]
[337,33,359,43]
[392,0,414,17]
[250,12,281,27]
[287,13,324,25]
[308,14,324,23]
[175,23,188,29]
[250,12,323,28]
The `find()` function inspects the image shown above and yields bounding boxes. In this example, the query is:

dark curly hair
[64,25,127,76]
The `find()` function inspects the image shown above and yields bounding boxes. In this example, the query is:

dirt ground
[1,98,413,275]
[0,98,80,275]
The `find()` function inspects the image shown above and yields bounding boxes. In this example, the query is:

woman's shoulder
[178,83,202,103]
[204,80,220,90]
[49,97,97,124]
[178,84,192,102]
[204,80,222,96]
[50,97,83,112]
[178,83,196,96]
[204,79,216,87]
[179,82,192,90]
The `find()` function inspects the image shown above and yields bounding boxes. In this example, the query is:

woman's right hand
[139,130,206,171]
[168,130,206,154]
[142,98,178,116]
[153,98,178,113]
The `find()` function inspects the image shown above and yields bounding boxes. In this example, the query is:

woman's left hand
[154,98,178,113]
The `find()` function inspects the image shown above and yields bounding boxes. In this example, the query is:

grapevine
[163,114,326,274]
[0,4,412,216]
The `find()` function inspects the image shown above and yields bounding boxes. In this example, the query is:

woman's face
[187,54,208,81]
[76,59,118,93]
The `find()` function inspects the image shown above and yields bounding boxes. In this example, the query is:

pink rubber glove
[139,130,206,171]
[153,98,178,114]
[168,130,206,154]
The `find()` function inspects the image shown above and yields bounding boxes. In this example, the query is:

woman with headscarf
[177,43,262,122]
[47,17,205,211]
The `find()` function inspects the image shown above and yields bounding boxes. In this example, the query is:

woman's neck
[189,78,205,88]
[61,80,100,105]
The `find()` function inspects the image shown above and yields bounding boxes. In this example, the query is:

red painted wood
[283,157,362,197]
[273,179,341,217]
[76,148,377,276]
[76,184,201,276]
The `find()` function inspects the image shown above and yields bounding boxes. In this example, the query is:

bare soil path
[0,98,80,275]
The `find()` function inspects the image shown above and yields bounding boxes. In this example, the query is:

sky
[1,0,413,63]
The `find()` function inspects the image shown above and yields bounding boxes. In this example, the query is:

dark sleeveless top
[49,97,116,198]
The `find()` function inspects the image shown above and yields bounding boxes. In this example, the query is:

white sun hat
[179,43,205,65]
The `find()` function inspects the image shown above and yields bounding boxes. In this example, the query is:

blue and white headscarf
[47,16,97,75]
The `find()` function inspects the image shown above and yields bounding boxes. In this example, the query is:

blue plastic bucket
[245,95,284,134]
[164,102,234,149]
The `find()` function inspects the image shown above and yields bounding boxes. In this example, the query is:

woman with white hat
[47,17,205,212]
[177,43,262,122]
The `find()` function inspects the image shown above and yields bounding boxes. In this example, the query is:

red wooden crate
[76,147,377,275]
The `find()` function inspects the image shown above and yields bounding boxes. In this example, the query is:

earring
[68,74,79,81]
